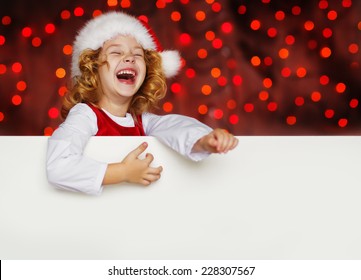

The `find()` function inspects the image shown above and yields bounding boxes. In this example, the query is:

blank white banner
[0,136,360,259]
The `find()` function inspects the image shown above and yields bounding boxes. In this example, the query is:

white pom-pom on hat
[159,50,182,79]
[71,11,181,78]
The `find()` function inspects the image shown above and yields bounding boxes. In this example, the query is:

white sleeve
[46,103,107,195]
[142,113,213,161]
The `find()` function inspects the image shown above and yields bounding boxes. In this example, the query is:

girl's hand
[192,128,239,154]
[103,142,163,186]
[121,142,163,185]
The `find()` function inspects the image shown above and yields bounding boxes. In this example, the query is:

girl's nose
[123,54,135,64]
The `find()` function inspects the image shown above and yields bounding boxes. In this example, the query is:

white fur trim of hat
[71,11,181,78]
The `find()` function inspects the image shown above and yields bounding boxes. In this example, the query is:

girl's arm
[46,103,107,195]
[142,113,237,161]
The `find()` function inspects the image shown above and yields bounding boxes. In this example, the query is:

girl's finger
[144,173,161,183]
[147,166,163,175]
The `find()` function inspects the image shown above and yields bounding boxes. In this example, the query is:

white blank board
[0,136,360,259]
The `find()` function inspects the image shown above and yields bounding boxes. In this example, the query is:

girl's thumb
[132,142,148,157]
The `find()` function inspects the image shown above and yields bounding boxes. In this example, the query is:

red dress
[87,103,146,136]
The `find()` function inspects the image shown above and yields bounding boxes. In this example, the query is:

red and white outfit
[47,12,212,195]
[46,103,212,195]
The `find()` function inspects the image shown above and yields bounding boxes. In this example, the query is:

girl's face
[98,35,146,107]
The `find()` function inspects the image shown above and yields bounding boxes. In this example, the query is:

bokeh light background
[0,0,360,135]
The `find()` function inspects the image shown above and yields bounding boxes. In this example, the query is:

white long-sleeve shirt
[46,103,212,195]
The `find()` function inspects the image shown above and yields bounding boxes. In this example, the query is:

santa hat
[71,11,181,78]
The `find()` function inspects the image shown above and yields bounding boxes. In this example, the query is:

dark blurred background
[0,0,360,135]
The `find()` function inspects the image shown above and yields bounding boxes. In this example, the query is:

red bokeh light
[195,10,206,21]
[60,10,71,20]
[45,23,56,34]
[327,10,338,21]
[171,83,182,94]
[74,7,84,17]
[267,102,278,112]
[259,91,269,101]
[226,59,237,69]
[295,96,305,106]
[349,99,358,108]
[308,39,318,50]
[16,81,27,91]
[221,22,233,33]
[319,0,328,9]
[264,56,273,66]
[0,35,5,46]
[338,118,348,128]
[348,43,359,54]
[285,35,295,45]
[48,107,59,119]
[229,114,239,125]
[21,27,32,37]
[185,68,196,78]
[342,0,352,8]
[0,64,6,75]
[212,38,223,49]
[58,86,68,97]
[211,2,222,12]
[12,95,22,106]
[304,20,315,31]
[244,103,254,113]
[2,15,11,25]
[238,5,246,14]
[267,27,277,38]
[275,11,285,21]
[93,10,102,17]
[227,99,237,110]
[197,48,208,59]
[138,15,148,23]
[286,116,297,125]
[292,6,301,15]
[319,75,330,85]
[120,0,131,8]
[322,28,333,38]
[217,76,227,86]
[250,20,261,30]
[324,109,335,119]
[232,75,243,86]
[12,62,22,73]
[179,33,192,46]
[320,47,332,58]
[263,77,273,88]
[171,11,181,22]
[198,104,208,115]
[311,91,322,102]
[162,102,173,112]
[44,127,54,136]
[213,109,224,119]
[281,67,292,77]
[107,0,118,7]
[32,37,42,47]
[335,82,346,94]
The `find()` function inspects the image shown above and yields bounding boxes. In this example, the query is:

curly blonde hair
[61,48,167,119]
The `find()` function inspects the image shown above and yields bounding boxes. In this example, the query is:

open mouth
[116,69,136,83]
